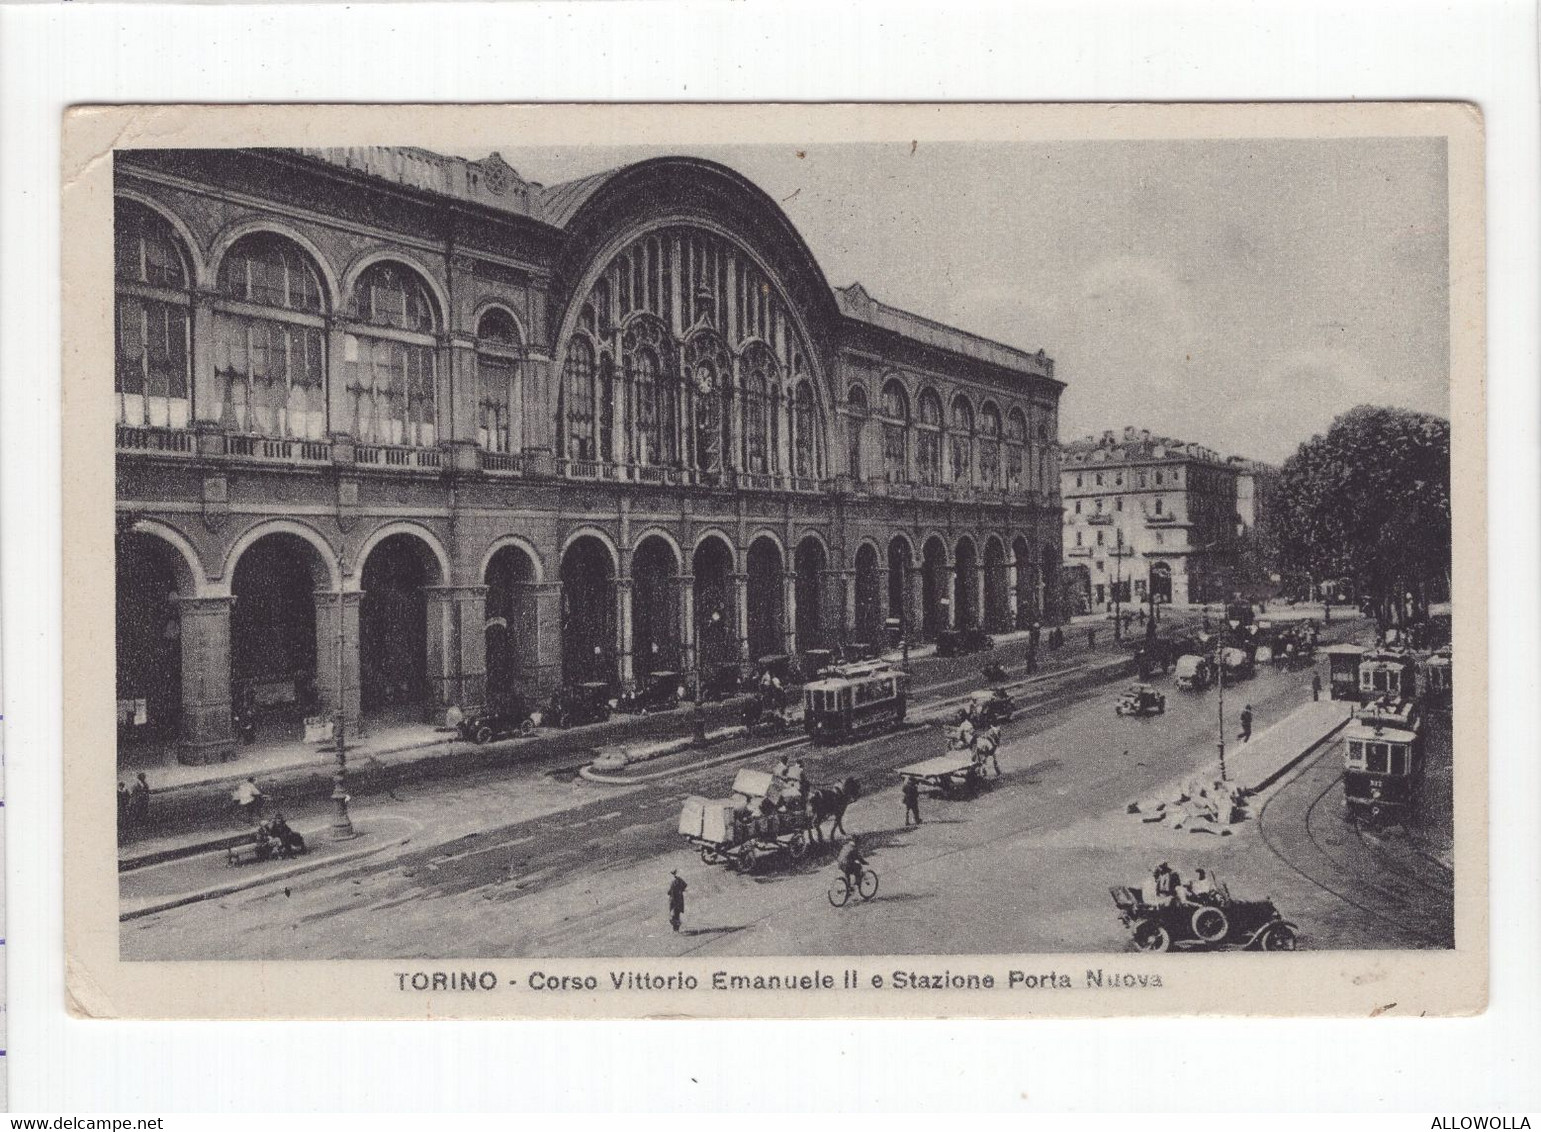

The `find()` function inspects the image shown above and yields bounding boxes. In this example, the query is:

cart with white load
[898,751,987,797]
[677,768,812,873]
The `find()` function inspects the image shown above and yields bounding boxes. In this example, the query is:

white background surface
[1,0,1537,1113]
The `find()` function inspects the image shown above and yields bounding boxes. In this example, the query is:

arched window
[560,336,597,460]
[916,387,943,486]
[879,378,910,483]
[476,309,522,454]
[345,262,439,448]
[685,333,732,473]
[950,394,975,486]
[979,402,1002,489]
[114,200,191,429]
[742,344,778,474]
[1006,407,1028,488]
[623,318,677,467]
[845,384,868,480]
[792,381,817,479]
[213,232,328,439]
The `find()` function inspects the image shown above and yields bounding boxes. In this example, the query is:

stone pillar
[313,589,363,741]
[1008,556,1021,628]
[522,355,555,462]
[617,578,635,689]
[677,575,696,684]
[425,585,488,712]
[189,290,220,427]
[875,566,891,630]
[825,568,852,646]
[521,581,563,695]
[731,571,751,666]
[972,559,986,629]
[175,595,236,764]
[783,569,799,657]
[946,559,959,629]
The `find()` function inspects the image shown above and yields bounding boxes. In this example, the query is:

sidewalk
[1220,697,1354,792]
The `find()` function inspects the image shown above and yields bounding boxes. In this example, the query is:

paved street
[122,622,1455,960]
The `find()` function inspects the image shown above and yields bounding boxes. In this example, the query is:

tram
[1421,649,1453,708]
[802,660,910,744]
[1358,650,1418,702]
[1323,644,1366,701]
[1343,699,1423,820]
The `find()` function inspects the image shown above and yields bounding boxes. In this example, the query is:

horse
[808,776,861,843]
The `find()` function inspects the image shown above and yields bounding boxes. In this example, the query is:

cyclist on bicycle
[836,838,867,885]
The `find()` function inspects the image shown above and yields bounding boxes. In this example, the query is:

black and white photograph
[64,102,1484,1019]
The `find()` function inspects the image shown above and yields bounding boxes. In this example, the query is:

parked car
[545,681,613,729]
[700,662,745,704]
[615,670,688,715]
[456,693,537,744]
[936,628,995,658]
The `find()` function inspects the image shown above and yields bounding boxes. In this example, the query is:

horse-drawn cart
[678,768,812,874]
[898,751,987,797]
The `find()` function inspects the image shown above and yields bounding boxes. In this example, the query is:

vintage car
[454,694,537,744]
[545,681,613,729]
[699,662,745,704]
[936,627,995,658]
[1115,683,1167,717]
[755,653,797,688]
[1173,654,1212,692]
[615,670,687,715]
[1218,645,1255,681]
[1111,883,1299,952]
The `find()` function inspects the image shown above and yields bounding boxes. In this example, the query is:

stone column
[731,571,751,666]
[616,578,635,689]
[677,574,696,685]
[189,290,220,427]
[312,588,363,742]
[174,595,236,765]
[826,568,852,646]
[1007,556,1021,628]
[425,585,488,712]
[946,559,959,629]
[783,569,799,657]
[875,566,891,631]
[521,581,563,695]
[972,558,986,630]
[522,355,555,473]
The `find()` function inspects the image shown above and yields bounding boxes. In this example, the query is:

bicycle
[827,865,880,907]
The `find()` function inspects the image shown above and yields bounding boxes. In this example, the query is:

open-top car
[1115,683,1167,717]
[1110,883,1299,952]
[615,670,687,715]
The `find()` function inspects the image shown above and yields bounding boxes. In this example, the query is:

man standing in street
[129,771,151,829]
[1311,672,1323,702]
[1239,704,1254,743]
[232,776,265,824]
[667,869,687,932]
[902,777,922,826]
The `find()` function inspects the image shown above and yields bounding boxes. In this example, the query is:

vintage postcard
[64,102,1485,1019]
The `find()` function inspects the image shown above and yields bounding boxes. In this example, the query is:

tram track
[1256,741,1453,948]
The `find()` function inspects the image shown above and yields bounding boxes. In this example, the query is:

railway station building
[113,146,1065,764]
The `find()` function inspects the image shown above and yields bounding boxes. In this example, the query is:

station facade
[113,146,1064,764]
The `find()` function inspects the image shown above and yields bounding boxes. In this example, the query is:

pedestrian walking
[667,869,687,932]
[129,771,151,829]
[902,777,922,825]
[117,781,130,839]
[232,776,265,824]
[1086,627,1096,651]
[1311,672,1323,702]
[1239,705,1254,743]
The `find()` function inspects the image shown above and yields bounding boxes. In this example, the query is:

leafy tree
[1275,404,1451,629]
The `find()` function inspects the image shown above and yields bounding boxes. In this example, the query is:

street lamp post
[1214,616,1241,783]
[331,586,355,840]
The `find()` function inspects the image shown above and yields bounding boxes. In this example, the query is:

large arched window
[979,401,1002,489]
[845,384,868,480]
[916,388,943,485]
[476,308,522,454]
[950,394,975,486]
[214,232,328,439]
[792,380,817,479]
[1006,406,1028,489]
[114,200,192,429]
[559,336,597,460]
[742,343,778,474]
[685,332,732,472]
[345,262,440,447]
[879,378,910,483]
[623,318,677,466]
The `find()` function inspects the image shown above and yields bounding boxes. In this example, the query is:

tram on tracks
[1343,693,1423,821]
[802,660,910,744]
